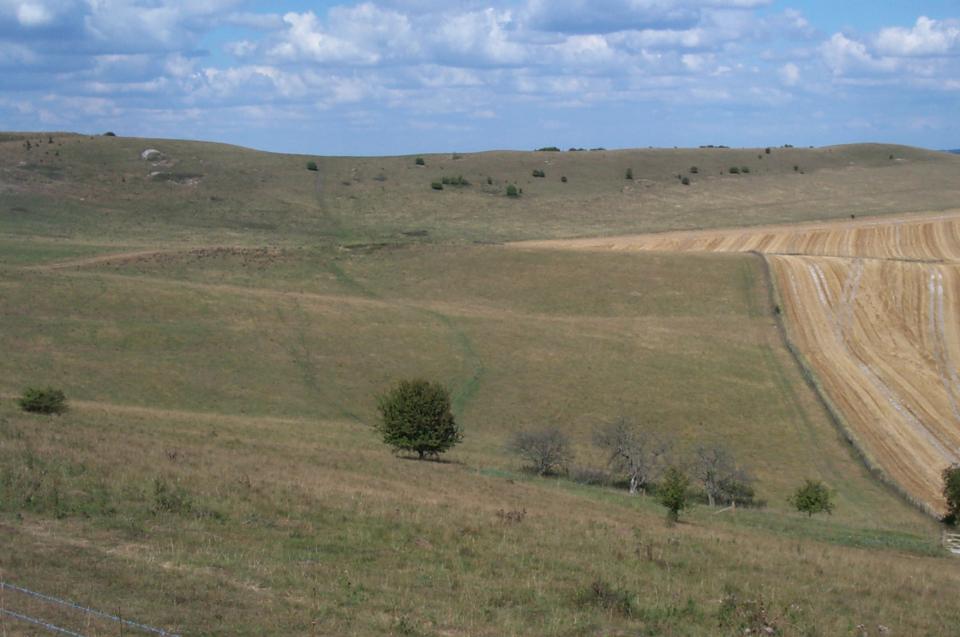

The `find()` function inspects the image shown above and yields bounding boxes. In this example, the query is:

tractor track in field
[514,209,960,516]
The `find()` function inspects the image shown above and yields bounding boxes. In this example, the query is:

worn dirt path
[514,209,960,515]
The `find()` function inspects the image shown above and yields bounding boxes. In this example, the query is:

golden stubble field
[518,209,960,514]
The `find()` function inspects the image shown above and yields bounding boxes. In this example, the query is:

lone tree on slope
[790,479,835,517]
[375,379,462,459]
[658,466,691,523]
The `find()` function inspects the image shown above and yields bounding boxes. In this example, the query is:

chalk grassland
[517,211,960,514]
[2,134,960,634]
[0,238,953,635]
[4,134,960,248]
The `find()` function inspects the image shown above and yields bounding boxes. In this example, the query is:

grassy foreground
[1,133,959,635]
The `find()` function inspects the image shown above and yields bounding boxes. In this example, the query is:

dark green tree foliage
[18,387,67,414]
[790,479,834,517]
[942,464,960,524]
[376,380,461,459]
[415,157,425,165]
[306,160,318,171]
[658,466,690,523]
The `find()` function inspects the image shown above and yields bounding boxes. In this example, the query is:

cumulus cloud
[1,1,958,153]
[821,33,898,75]
[875,16,960,57]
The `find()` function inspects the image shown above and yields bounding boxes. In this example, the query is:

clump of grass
[152,476,193,515]
[431,181,443,191]
[441,175,469,186]
[577,579,635,616]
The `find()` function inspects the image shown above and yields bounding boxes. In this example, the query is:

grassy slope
[2,133,959,635]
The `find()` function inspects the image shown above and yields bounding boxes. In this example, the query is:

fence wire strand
[0,581,180,637]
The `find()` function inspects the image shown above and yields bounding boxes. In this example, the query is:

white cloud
[17,2,53,26]
[434,8,525,65]
[875,16,960,57]
[820,33,898,75]
[779,61,799,86]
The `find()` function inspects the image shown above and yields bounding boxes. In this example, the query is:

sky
[1,1,958,155]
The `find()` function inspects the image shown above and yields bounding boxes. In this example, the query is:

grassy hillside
[3,133,960,247]
[2,133,959,635]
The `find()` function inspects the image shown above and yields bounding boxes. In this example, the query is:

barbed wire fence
[0,580,180,637]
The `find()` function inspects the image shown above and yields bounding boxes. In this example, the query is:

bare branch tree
[507,427,574,476]
[593,417,671,495]
[692,445,752,507]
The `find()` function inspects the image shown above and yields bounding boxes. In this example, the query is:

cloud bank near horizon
[1,1,958,154]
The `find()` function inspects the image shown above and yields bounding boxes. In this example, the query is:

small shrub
[507,427,573,476]
[741,166,750,174]
[793,165,800,172]
[657,466,690,523]
[103,131,116,137]
[625,168,633,180]
[306,160,318,171]
[536,146,560,152]
[681,177,690,186]
[532,169,545,178]
[415,157,425,166]
[18,387,67,414]
[495,508,527,524]
[790,479,834,517]
[561,176,568,183]
[506,184,519,198]
[889,154,895,160]
[578,579,635,616]
[942,464,960,525]
[728,166,740,174]
[486,176,493,185]
[690,166,699,174]
[765,147,771,154]
[431,181,443,190]
[441,175,469,186]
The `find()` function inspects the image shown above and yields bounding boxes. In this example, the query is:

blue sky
[1,1,958,155]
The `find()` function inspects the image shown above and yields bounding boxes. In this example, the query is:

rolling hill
[2,133,960,635]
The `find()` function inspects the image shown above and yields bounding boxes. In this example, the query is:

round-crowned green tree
[790,479,834,517]
[376,379,462,459]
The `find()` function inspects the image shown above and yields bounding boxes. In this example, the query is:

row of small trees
[506,421,764,517]
[372,381,841,521]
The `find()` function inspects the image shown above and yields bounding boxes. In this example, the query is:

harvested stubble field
[519,210,960,514]
[2,133,960,635]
